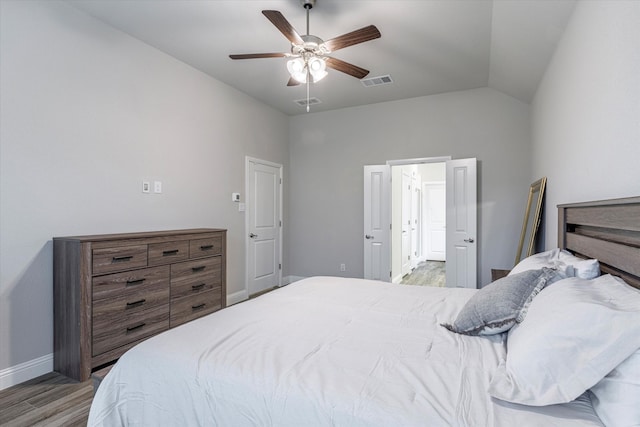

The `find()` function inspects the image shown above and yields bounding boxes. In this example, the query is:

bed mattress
[88,276,602,426]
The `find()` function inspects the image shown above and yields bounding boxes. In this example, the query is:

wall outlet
[154,181,162,194]
[142,181,150,193]
[340,263,346,272]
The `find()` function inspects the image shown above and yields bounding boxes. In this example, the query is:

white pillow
[488,275,640,406]
[509,248,600,279]
[589,350,640,427]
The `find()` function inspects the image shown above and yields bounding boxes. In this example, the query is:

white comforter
[88,276,602,426]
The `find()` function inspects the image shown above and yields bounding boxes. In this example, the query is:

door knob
[249,233,258,238]
[365,234,374,239]
[464,238,475,243]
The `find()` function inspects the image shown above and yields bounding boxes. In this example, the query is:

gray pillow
[441,267,565,336]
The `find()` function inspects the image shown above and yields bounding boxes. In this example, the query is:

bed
[88,197,640,426]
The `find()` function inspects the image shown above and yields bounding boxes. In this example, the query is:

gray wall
[0,1,289,374]
[531,0,640,248]
[288,88,532,286]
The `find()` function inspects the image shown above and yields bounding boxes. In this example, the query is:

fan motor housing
[301,0,316,9]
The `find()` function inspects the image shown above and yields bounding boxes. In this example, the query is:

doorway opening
[364,157,476,288]
[390,159,447,286]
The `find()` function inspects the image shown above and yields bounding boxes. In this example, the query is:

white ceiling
[66,0,576,116]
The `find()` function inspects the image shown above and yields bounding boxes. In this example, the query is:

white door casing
[424,182,446,261]
[445,158,477,288]
[363,165,390,281]
[246,158,282,296]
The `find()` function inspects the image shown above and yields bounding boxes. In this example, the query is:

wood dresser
[53,228,226,381]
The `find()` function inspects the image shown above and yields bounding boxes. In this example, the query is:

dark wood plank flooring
[0,372,92,427]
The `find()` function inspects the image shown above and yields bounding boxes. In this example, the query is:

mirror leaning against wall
[515,177,547,266]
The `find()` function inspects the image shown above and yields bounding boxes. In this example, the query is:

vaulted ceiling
[67,0,576,116]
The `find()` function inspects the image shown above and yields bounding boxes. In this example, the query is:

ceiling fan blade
[262,10,304,45]
[229,53,288,60]
[325,57,370,79]
[287,77,301,87]
[323,25,381,52]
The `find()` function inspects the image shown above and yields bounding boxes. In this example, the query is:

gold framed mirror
[515,177,547,265]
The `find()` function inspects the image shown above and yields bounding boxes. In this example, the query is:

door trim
[387,156,452,166]
[245,157,283,300]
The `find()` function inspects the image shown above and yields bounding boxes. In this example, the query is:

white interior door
[246,158,282,296]
[424,182,446,261]
[411,175,420,268]
[401,171,412,276]
[363,165,390,281]
[445,158,477,288]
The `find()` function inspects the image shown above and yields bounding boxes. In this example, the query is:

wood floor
[400,261,446,286]
[0,371,92,427]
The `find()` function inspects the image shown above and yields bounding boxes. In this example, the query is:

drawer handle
[200,245,214,250]
[126,322,146,333]
[192,266,206,272]
[126,299,146,309]
[126,278,146,286]
[162,249,179,256]
[192,283,206,291]
[192,303,206,310]
[112,255,133,262]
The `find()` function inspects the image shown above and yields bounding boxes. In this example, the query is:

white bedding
[88,276,602,426]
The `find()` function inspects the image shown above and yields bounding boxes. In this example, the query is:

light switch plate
[142,181,150,193]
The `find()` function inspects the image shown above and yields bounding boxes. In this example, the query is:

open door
[363,165,391,281]
[445,158,477,288]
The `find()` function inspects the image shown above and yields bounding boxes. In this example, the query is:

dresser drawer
[93,245,148,275]
[170,290,222,327]
[171,257,219,280]
[189,236,223,259]
[93,278,169,321]
[92,303,169,356]
[149,241,189,266]
[171,257,221,299]
[92,265,170,300]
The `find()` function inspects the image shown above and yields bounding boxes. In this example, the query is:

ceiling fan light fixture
[308,56,327,82]
[287,57,307,83]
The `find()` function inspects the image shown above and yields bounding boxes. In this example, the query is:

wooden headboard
[558,196,640,289]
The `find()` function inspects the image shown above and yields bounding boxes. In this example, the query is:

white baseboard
[282,275,305,285]
[392,274,404,284]
[0,353,53,390]
[227,289,249,306]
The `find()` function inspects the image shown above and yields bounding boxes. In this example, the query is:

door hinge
[389,271,392,278]
[279,220,282,227]
[279,263,282,270]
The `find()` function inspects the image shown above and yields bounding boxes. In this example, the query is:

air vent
[294,97,322,107]
[361,75,393,87]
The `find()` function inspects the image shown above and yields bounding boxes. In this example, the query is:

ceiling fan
[229,0,381,89]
